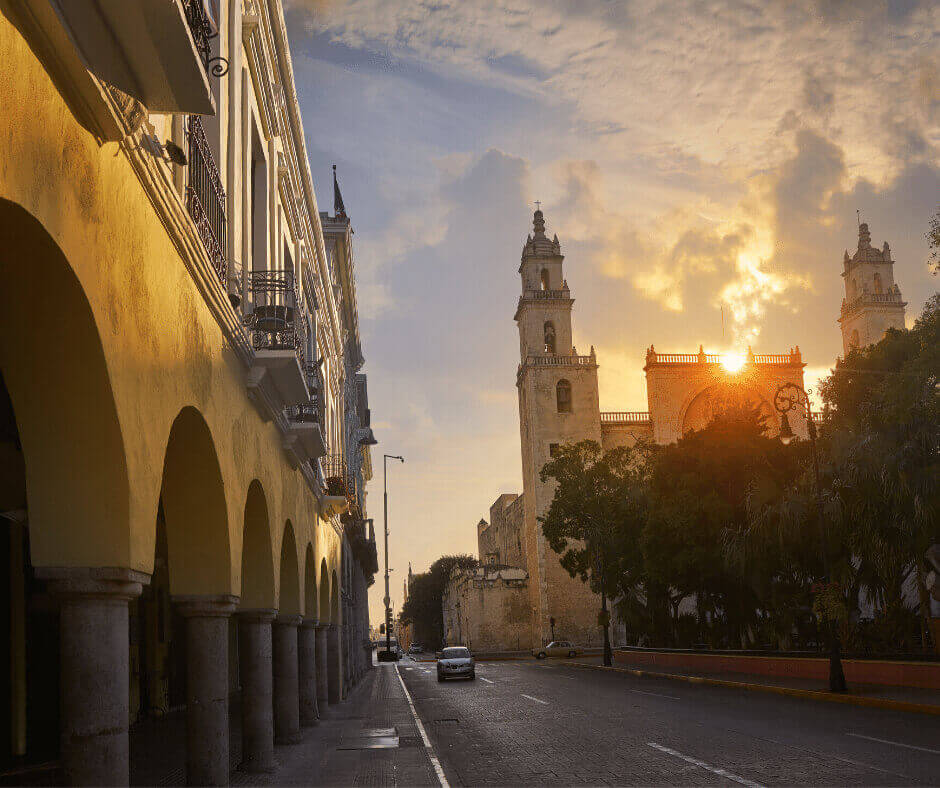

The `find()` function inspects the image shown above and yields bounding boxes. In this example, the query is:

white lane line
[395,666,449,788]
[647,742,764,788]
[846,733,940,756]
[629,688,680,700]
[478,677,494,684]
[521,693,548,705]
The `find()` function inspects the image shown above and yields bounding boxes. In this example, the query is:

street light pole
[774,382,847,693]
[383,454,404,659]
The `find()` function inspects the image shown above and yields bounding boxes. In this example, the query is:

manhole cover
[398,736,422,748]
[433,718,459,725]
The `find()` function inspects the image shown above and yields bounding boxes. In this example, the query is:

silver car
[436,646,475,681]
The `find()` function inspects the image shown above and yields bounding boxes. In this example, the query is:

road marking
[395,666,449,788]
[478,677,494,684]
[629,688,680,700]
[846,733,940,756]
[647,743,763,788]
[521,693,548,705]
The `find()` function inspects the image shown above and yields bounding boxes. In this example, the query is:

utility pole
[383,454,404,659]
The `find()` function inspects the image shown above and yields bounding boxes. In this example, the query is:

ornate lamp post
[383,454,404,661]
[773,382,847,693]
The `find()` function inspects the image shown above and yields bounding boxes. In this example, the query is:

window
[850,329,860,348]
[556,379,572,413]
[873,272,883,294]
[847,278,856,299]
[543,321,556,354]
[540,268,550,291]
[549,443,560,457]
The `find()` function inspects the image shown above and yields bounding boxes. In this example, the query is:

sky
[281,0,940,625]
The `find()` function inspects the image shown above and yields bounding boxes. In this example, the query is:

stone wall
[443,567,532,652]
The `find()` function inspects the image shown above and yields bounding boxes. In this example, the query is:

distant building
[444,209,896,650]
[838,222,907,354]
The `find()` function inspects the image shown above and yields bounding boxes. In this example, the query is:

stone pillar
[176,595,238,786]
[41,568,147,786]
[298,620,320,726]
[327,625,343,705]
[272,615,302,744]
[236,609,276,773]
[315,624,329,706]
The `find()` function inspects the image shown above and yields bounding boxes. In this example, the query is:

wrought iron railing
[286,401,320,424]
[245,269,306,356]
[182,0,229,77]
[322,455,353,503]
[186,116,226,283]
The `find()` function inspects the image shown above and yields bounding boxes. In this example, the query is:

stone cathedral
[443,213,907,651]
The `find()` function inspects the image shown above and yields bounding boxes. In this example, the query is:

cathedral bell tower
[514,208,602,648]
[838,222,907,355]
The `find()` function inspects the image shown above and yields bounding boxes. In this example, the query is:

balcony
[282,399,326,468]
[49,0,215,114]
[186,116,226,284]
[322,455,353,503]
[245,269,308,407]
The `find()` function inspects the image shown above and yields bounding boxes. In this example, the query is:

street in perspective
[1,0,938,785]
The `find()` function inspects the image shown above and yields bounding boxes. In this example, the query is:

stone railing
[600,411,651,424]
[645,350,802,366]
[523,289,569,299]
[841,292,905,315]
[526,354,595,367]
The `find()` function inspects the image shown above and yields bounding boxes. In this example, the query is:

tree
[928,206,939,275]
[399,554,477,648]
[540,440,649,664]
[818,294,939,649]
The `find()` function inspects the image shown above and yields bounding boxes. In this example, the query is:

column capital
[275,614,303,626]
[37,566,149,601]
[237,608,277,623]
[174,594,239,617]
[315,622,330,632]
[301,618,319,629]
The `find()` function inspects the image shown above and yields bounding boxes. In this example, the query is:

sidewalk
[129,664,440,786]
[564,655,940,714]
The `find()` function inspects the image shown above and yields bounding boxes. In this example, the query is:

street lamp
[773,382,847,693]
[383,454,404,661]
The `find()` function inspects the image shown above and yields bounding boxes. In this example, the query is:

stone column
[327,625,343,705]
[175,595,238,786]
[272,615,302,744]
[41,568,147,786]
[298,620,320,726]
[315,624,329,706]
[236,609,276,773]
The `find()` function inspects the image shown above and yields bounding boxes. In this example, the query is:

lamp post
[773,382,847,693]
[383,454,404,660]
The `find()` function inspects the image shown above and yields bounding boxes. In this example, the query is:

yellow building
[0,0,377,783]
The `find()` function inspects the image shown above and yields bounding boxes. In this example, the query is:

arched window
[847,278,856,299]
[543,321,556,354]
[873,272,883,294]
[540,268,550,291]
[556,379,572,413]
[850,329,860,348]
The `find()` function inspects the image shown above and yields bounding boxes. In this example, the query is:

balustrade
[186,116,226,283]
[599,412,652,424]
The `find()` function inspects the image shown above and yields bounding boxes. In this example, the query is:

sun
[721,353,746,374]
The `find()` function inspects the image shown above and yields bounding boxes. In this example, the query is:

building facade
[444,208,862,651]
[0,0,377,783]
[838,222,907,354]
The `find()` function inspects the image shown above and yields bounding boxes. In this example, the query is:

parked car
[377,637,402,662]
[436,646,475,681]
[532,641,580,659]
[408,643,423,654]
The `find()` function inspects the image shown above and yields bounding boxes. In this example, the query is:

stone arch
[540,268,550,290]
[278,521,301,616]
[543,321,556,354]
[303,544,317,620]
[319,559,330,624]
[850,329,860,349]
[680,384,773,436]
[330,569,340,626]
[159,407,232,595]
[0,199,131,568]
[873,272,883,294]
[241,480,275,608]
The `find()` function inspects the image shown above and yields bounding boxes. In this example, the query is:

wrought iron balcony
[322,455,353,502]
[286,401,320,424]
[182,0,229,77]
[186,116,226,283]
[245,269,302,354]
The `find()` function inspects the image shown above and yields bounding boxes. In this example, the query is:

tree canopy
[399,554,477,647]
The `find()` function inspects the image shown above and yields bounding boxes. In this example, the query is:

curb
[557,660,940,716]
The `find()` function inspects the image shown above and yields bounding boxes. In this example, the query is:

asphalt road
[397,657,940,786]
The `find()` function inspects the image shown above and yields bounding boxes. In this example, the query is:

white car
[436,646,475,681]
